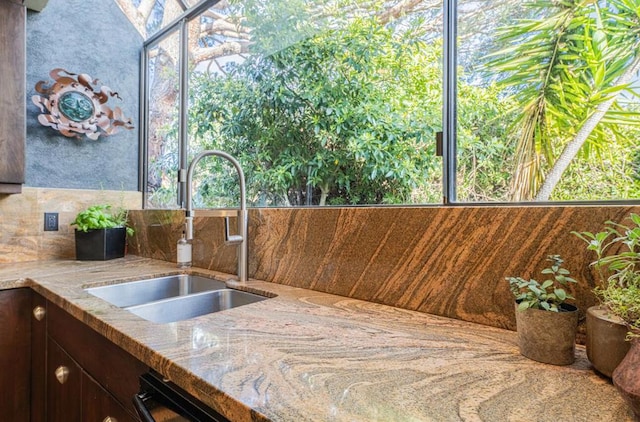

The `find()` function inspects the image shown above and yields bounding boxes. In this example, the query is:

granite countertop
[0,256,633,421]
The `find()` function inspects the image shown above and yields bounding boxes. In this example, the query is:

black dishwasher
[133,371,230,422]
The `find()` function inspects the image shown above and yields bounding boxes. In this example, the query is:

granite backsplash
[127,204,640,334]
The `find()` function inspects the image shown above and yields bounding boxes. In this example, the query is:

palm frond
[485,0,640,200]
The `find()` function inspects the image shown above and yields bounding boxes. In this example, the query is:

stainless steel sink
[85,274,269,323]
[85,274,227,307]
[125,289,267,323]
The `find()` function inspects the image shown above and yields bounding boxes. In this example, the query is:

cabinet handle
[33,306,46,321]
[54,366,69,384]
[102,417,118,422]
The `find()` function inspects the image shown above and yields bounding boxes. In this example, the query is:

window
[456,0,640,202]
[130,0,640,208]
[140,0,443,208]
[144,31,181,208]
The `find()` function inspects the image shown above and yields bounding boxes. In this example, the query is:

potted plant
[574,213,640,417]
[573,216,638,377]
[71,204,134,260]
[607,279,640,419]
[506,254,579,365]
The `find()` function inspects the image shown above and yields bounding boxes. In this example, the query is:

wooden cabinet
[82,371,137,422]
[0,289,149,420]
[0,289,148,421]
[47,337,82,421]
[0,0,26,194]
[46,337,137,422]
[0,289,31,421]
[47,301,149,420]
[31,293,47,422]
[45,299,148,421]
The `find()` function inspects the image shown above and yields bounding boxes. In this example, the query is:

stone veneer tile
[0,236,39,261]
[0,187,141,263]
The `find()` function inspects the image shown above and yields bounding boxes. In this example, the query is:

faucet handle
[224,216,243,245]
[185,215,194,240]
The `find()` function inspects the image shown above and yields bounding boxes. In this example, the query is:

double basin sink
[85,274,268,323]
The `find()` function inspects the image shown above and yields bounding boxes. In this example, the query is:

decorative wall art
[32,68,134,140]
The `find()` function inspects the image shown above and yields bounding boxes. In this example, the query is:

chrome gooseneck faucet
[185,150,248,283]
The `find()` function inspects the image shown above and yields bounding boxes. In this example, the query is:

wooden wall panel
[0,0,25,193]
[0,289,31,421]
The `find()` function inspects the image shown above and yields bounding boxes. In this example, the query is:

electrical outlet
[44,212,59,231]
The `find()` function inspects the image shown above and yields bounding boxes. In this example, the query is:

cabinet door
[31,292,47,422]
[82,372,137,422]
[47,338,81,422]
[48,302,148,416]
[0,0,25,193]
[0,289,31,421]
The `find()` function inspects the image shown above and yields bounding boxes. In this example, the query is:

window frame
[139,0,640,208]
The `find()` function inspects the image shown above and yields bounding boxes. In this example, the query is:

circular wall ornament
[32,68,134,140]
[58,91,95,122]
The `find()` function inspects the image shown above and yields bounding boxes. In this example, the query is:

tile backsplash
[0,187,141,262]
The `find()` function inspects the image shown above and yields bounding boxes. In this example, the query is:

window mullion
[442,0,458,204]
[177,18,189,208]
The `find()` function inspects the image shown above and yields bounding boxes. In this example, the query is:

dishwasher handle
[134,371,229,422]
[132,393,156,422]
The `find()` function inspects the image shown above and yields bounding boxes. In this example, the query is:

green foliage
[600,283,640,335]
[551,154,640,201]
[574,213,640,335]
[506,255,577,312]
[71,205,134,237]
[456,81,519,201]
[543,105,640,200]
[485,0,640,200]
[573,213,640,288]
[188,17,439,206]
[633,149,640,181]
[141,0,640,208]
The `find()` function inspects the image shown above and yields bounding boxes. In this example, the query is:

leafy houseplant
[71,205,134,236]
[506,254,579,365]
[573,214,640,335]
[507,254,577,312]
[574,215,638,376]
[574,214,640,418]
[71,205,133,261]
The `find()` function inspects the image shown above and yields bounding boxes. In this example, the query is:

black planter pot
[74,228,126,261]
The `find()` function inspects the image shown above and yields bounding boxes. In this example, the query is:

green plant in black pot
[71,204,133,261]
[506,254,579,365]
